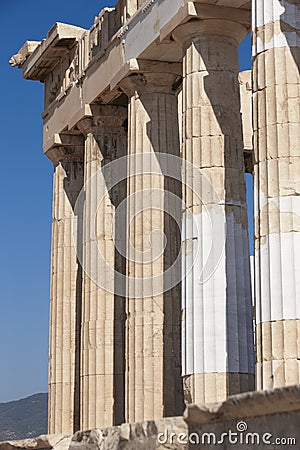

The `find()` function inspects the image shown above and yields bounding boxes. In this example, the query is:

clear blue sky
[0,0,252,403]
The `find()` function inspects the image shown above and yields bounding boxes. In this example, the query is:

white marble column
[48,144,84,434]
[173,20,255,404]
[253,0,300,389]
[120,67,184,423]
[78,106,127,429]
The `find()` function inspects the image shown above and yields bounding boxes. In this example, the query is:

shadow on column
[97,111,128,425]
[279,1,300,74]
[144,91,185,417]
[199,35,255,393]
[62,156,84,432]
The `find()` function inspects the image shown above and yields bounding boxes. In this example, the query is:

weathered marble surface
[10,0,299,438]
[1,387,300,450]
[253,0,300,390]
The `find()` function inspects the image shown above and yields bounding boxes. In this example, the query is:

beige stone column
[253,0,300,389]
[48,142,84,434]
[77,106,127,429]
[173,20,255,404]
[120,66,184,423]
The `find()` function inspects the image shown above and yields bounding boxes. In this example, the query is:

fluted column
[120,67,184,423]
[253,0,300,389]
[173,20,255,404]
[48,143,84,434]
[77,106,127,429]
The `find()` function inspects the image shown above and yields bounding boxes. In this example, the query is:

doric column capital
[76,104,127,136]
[120,73,179,96]
[172,19,248,48]
[45,133,85,166]
[118,62,182,97]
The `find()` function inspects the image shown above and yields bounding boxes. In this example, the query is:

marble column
[48,142,84,434]
[173,20,255,404]
[78,106,127,429]
[253,0,300,389]
[120,67,184,423]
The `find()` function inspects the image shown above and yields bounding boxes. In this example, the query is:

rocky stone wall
[1,386,300,450]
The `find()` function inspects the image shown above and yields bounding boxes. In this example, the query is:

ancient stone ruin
[6,0,300,448]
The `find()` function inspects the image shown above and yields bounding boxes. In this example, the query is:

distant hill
[0,393,47,441]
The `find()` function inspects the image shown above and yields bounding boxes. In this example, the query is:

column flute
[253,0,300,389]
[47,140,84,434]
[173,12,255,404]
